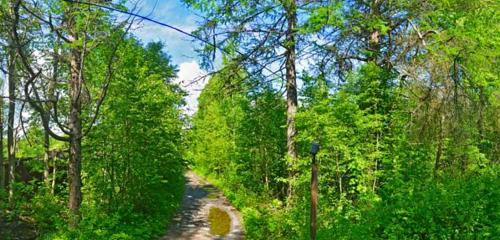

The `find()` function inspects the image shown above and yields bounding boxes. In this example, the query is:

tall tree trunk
[43,131,50,188]
[434,114,444,177]
[478,87,485,138]
[51,155,57,195]
[368,0,381,62]
[0,95,4,189]
[45,43,57,190]
[7,47,16,202]
[68,50,83,227]
[284,0,298,199]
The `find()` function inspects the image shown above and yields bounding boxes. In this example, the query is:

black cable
[63,0,283,80]
[62,0,213,49]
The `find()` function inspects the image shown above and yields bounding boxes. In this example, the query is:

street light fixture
[310,142,320,156]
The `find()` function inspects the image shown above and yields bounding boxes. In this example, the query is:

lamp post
[310,142,319,240]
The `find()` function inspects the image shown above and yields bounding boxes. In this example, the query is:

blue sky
[124,0,307,114]
[128,0,199,63]
[126,0,207,114]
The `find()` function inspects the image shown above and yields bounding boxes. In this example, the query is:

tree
[82,40,186,239]
[6,32,16,202]
[189,59,288,203]
[184,0,303,198]
[9,0,132,225]
[0,0,34,201]
[188,1,499,238]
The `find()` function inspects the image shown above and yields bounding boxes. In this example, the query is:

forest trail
[161,171,244,240]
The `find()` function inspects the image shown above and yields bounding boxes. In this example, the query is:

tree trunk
[264,147,269,191]
[7,47,16,202]
[51,155,57,195]
[45,45,57,190]
[284,0,298,199]
[0,95,4,189]
[43,131,50,188]
[68,50,83,227]
[368,0,381,62]
[434,115,444,177]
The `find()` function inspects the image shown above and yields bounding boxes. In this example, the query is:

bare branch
[11,0,70,142]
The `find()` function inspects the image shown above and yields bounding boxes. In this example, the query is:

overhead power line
[63,0,284,81]
[62,0,211,47]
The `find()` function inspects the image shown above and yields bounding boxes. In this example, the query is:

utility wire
[63,0,209,46]
[63,0,284,80]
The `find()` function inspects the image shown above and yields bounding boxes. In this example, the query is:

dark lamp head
[310,143,320,155]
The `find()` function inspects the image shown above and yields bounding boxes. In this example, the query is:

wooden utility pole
[310,143,319,240]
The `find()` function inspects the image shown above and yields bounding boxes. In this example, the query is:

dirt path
[161,171,244,240]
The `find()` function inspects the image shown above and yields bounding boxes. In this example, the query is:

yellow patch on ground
[208,207,231,236]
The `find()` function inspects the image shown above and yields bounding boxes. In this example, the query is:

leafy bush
[319,170,500,239]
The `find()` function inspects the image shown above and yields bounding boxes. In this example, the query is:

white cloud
[127,0,201,64]
[174,61,208,115]
[132,21,196,43]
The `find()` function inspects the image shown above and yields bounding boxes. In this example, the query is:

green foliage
[31,193,66,233]
[320,169,500,239]
[188,1,499,233]
[301,1,343,33]
[188,63,287,196]
[74,39,185,239]
[188,62,291,239]
[0,37,186,239]
[1,0,498,239]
